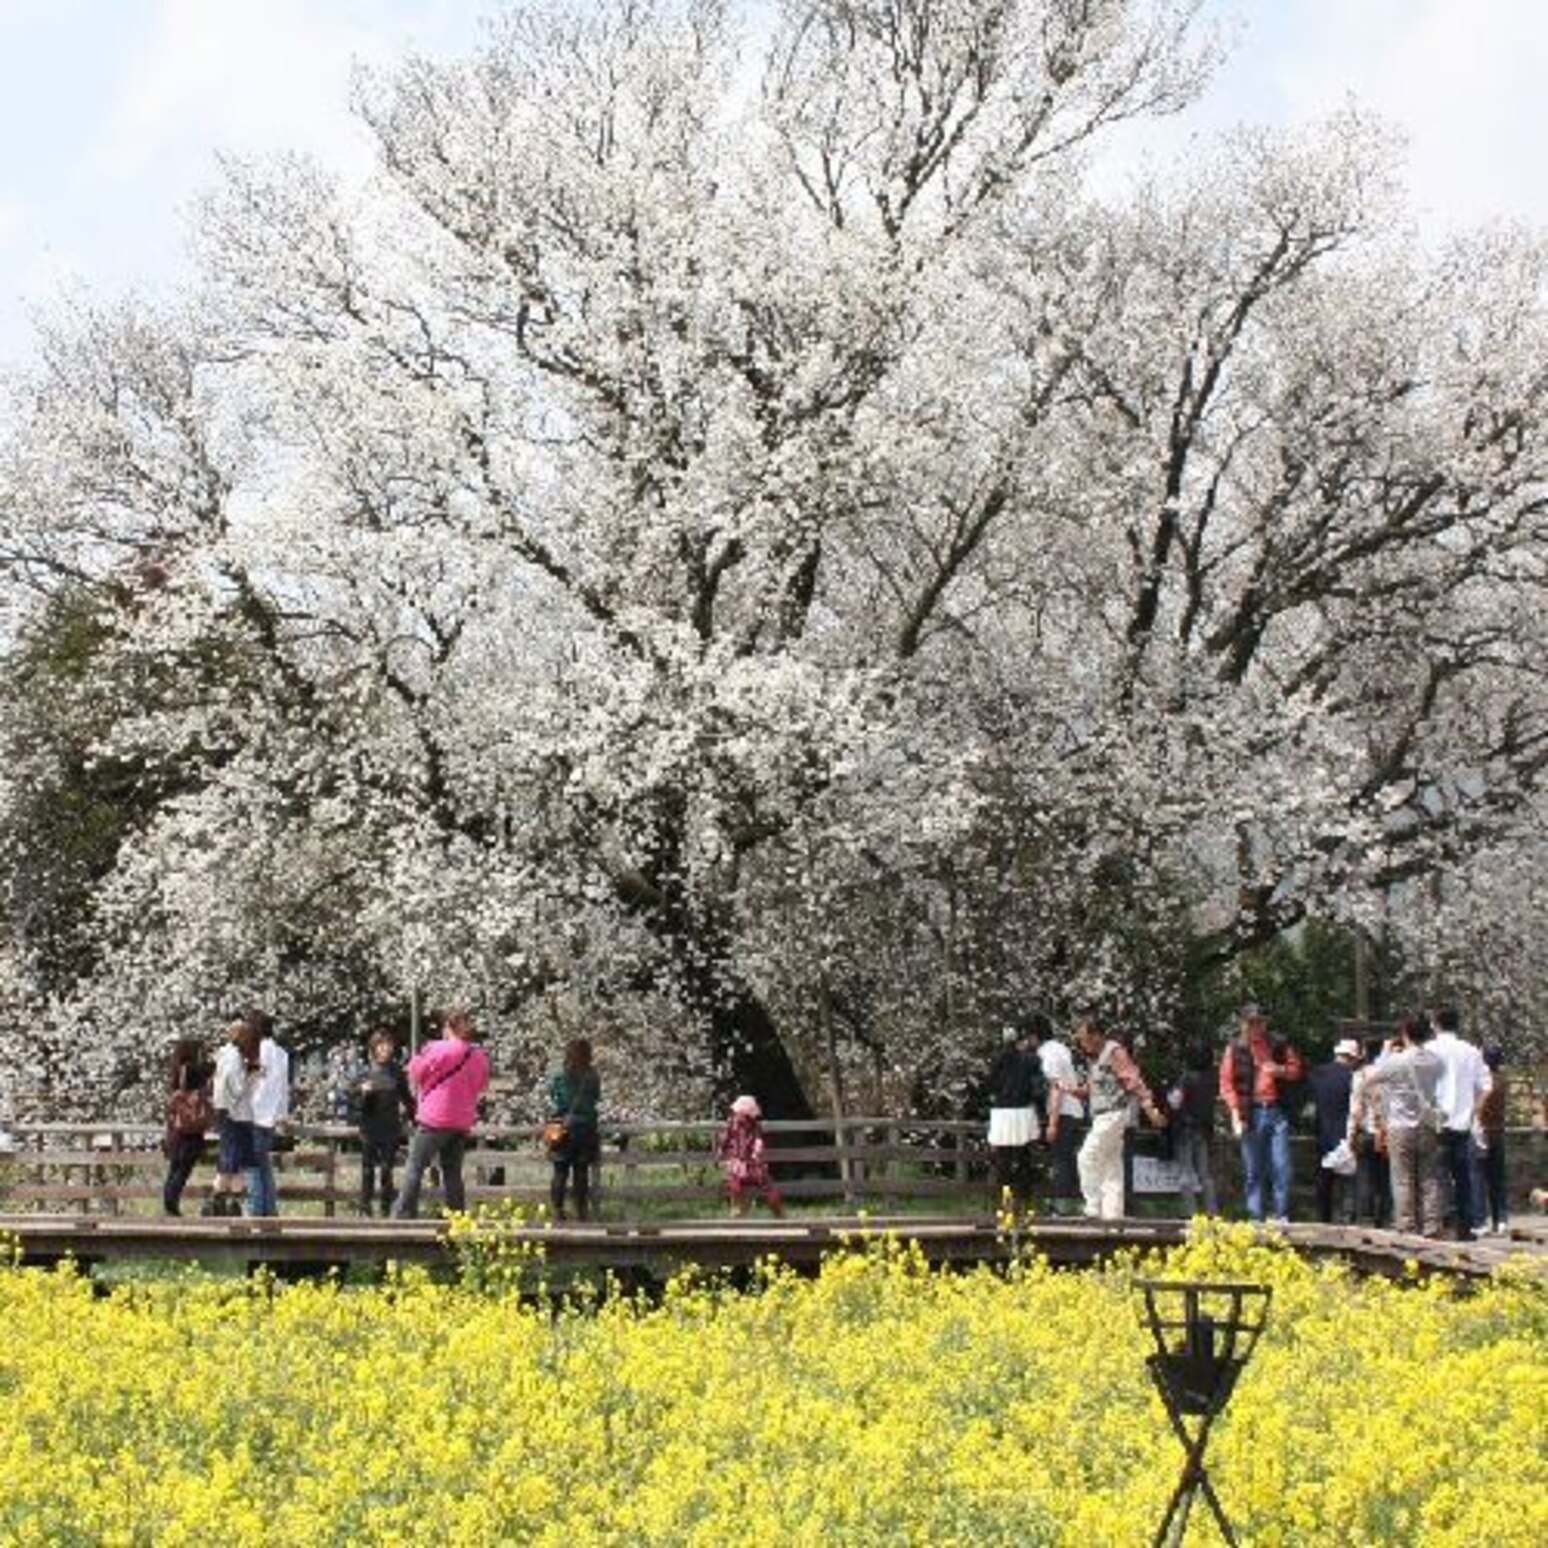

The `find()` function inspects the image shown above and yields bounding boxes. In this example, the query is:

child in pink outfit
[715,1095,784,1217]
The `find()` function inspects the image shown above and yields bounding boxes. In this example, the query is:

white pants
[1079,1109,1129,1220]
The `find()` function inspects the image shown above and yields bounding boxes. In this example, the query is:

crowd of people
[160,1002,1512,1238]
[982,1002,1510,1239]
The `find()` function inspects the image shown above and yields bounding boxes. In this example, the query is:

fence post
[838,1115,855,1207]
[621,1129,638,1224]
[323,1132,338,1219]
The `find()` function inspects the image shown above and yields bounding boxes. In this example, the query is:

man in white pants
[1071,1019,1163,1220]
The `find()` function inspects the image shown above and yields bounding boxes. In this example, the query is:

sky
[0,0,1543,370]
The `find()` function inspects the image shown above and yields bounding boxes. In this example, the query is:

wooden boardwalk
[2,1211,1542,1282]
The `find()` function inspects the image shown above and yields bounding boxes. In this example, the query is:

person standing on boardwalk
[1038,1021,1085,1216]
[207,1019,261,1216]
[391,1010,490,1219]
[1475,1045,1510,1235]
[1218,1004,1305,1224]
[1166,1038,1219,1219]
[1346,1036,1392,1227]
[162,1038,214,1216]
[1428,1006,1491,1241]
[1070,1018,1164,1220]
[353,1030,415,1216]
[246,1011,290,1218]
[715,1095,784,1217]
[1360,1015,1443,1236]
[985,1015,1047,1213]
[1309,1039,1361,1224]
[546,1038,601,1221]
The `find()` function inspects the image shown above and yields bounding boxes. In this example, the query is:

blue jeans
[246,1125,278,1216]
[1438,1128,1475,1238]
[391,1127,469,1218]
[1240,1105,1291,1221]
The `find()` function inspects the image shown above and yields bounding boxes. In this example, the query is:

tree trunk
[662,922,813,1120]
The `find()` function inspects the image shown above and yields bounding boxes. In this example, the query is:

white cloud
[1269,0,1548,228]
[0,200,27,250]
[93,0,383,184]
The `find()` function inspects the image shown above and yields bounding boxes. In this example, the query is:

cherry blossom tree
[0,0,1541,1119]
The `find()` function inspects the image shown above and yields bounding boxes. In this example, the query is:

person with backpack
[161,1038,214,1216]
[390,1010,490,1219]
[1218,1003,1305,1224]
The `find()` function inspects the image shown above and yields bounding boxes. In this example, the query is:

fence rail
[0,1118,1541,1221]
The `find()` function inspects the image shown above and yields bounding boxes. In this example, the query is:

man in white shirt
[1038,1026,1085,1216]
[246,1010,291,1218]
[1429,1006,1490,1242]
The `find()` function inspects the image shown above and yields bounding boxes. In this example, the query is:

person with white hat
[1309,1037,1363,1223]
[715,1095,783,1217]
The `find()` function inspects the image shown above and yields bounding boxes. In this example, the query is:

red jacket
[1219,1028,1303,1120]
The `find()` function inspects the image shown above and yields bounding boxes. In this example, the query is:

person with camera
[1218,1003,1305,1224]
[390,1010,490,1218]
[1359,1015,1444,1236]
[352,1029,415,1216]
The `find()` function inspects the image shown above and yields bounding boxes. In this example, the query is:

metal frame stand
[1138,1280,1271,1548]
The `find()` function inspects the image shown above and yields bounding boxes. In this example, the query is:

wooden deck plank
[0,1212,1538,1281]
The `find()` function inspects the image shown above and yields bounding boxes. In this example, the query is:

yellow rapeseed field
[0,1221,1542,1545]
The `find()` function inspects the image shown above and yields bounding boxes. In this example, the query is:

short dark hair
[1434,1005,1461,1033]
[1016,1009,1054,1044]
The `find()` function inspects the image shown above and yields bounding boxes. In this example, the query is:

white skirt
[988,1106,1037,1147]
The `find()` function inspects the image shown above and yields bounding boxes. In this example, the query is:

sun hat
[1333,1038,1361,1060]
[730,1095,761,1119]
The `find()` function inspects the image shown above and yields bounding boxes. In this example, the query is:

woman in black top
[352,1030,416,1216]
[162,1038,214,1216]
[1167,1038,1218,1217]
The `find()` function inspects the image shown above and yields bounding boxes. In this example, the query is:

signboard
[1131,1152,1188,1195]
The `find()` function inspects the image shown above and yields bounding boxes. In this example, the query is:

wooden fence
[0,1118,990,1218]
[0,1119,1541,1221]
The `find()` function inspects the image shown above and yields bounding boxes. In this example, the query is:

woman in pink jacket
[390,1010,491,1218]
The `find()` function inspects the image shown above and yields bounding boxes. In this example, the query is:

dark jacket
[1170,1068,1216,1133]
[352,1060,415,1143]
[548,1069,601,1137]
[1308,1060,1355,1154]
[987,1045,1047,1115]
